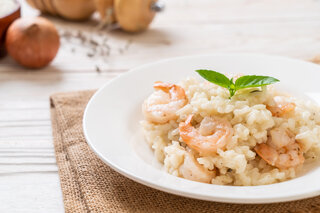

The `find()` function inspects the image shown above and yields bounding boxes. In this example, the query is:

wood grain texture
[1,0,320,211]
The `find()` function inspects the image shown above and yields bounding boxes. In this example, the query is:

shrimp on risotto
[141,77,320,186]
[142,81,187,124]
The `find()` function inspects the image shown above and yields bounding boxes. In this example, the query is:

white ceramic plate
[83,54,320,204]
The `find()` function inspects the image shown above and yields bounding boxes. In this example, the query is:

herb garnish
[196,69,279,98]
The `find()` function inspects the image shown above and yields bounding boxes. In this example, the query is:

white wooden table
[1,0,320,212]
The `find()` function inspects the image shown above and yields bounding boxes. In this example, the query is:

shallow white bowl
[83,53,320,204]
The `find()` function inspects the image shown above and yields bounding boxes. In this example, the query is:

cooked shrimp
[266,96,295,117]
[255,128,304,169]
[179,150,215,183]
[142,81,187,124]
[179,115,233,156]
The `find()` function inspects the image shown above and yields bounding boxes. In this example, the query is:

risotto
[140,76,320,186]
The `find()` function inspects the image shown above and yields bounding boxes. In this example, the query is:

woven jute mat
[50,90,320,213]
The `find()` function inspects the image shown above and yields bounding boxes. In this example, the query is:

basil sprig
[196,69,279,98]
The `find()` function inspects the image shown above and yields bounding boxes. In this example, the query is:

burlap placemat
[50,90,320,213]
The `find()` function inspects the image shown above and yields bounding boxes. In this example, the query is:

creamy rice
[141,77,320,186]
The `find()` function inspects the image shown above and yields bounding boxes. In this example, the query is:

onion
[114,0,157,32]
[51,0,96,21]
[5,17,60,69]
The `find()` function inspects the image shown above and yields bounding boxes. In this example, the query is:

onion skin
[51,0,95,21]
[26,0,47,13]
[114,0,157,33]
[26,0,95,21]
[5,17,60,69]
[42,0,58,15]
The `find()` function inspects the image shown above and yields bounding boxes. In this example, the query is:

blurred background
[1,0,320,211]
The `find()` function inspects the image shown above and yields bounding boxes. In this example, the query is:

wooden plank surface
[1,0,320,211]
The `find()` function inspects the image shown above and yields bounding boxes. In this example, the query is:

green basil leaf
[235,75,279,90]
[196,70,280,99]
[196,69,231,89]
